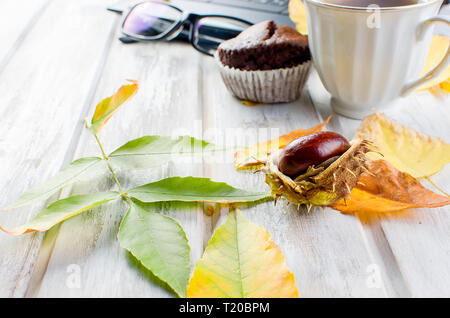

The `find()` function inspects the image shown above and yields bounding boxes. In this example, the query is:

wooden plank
[372,94,450,297]
[1,0,446,297]
[0,0,49,70]
[308,68,450,296]
[36,37,208,297]
[307,70,413,297]
[0,0,117,297]
[200,58,386,297]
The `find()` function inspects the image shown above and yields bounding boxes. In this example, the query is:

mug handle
[401,17,450,96]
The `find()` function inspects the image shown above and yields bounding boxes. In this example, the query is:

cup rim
[304,0,442,11]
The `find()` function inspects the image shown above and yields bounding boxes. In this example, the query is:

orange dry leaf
[234,116,330,170]
[330,159,450,213]
[288,0,308,35]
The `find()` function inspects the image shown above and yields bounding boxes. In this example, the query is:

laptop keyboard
[192,0,290,15]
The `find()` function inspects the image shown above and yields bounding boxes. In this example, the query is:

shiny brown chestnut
[278,131,351,178]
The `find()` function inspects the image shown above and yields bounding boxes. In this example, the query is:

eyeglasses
[120,1,253,56]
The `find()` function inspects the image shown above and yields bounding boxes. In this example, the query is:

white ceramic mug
[304,0,450,119]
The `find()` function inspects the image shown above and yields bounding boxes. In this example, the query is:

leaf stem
[91,129,125,195]
[94,133,109,161]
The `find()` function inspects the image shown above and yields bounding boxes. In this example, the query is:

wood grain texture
[0,0,449,298]
[308,69,450,297]
[371,95,450,297]
[0,0,117,297]
[36,36,207,297]
[201,58,385,297]
[307,70,411,297]
[0,0,49,71]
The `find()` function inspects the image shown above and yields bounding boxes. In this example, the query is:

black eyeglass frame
[120,0,253,56]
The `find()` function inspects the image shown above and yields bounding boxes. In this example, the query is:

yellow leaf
[234,116,330,170]
[90,79,138,134]
[416,35,450,93]
[440,78,450,93]
[355,113,450,178]
[187,209,299,298]
[288,0,308,35]
[330,160,450,214]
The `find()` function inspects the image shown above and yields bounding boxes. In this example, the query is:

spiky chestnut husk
[263,139,371,207]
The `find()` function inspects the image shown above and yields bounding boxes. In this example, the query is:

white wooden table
[0,0,449,298]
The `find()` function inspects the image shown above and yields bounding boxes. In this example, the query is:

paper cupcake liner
[215,55,312,103]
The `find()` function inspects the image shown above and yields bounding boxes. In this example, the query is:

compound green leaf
[1,191,119,235]
[5,157,107,210]
[118,200,190,298]
[128,177,270,204]
[109,135,214,169]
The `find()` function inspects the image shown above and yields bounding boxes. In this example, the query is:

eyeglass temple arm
[107,7,123,13]
[119,36,139,44]
[106,0,134,14]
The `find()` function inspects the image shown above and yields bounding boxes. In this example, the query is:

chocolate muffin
[218,20,310,71]
[215,20,312,103]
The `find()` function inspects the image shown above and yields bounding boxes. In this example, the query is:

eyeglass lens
[123,2,182,38]
[193,17,250,55]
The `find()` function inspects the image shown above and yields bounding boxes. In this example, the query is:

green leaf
[5,157,108,210]
[128,177,270,203]
[90,80,138,135]
[109,135,214,169]
[118,200,190,298]
[1,191,120,235]
[187,209,299,298]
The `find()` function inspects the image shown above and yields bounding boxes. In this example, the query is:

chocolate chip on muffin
[218,20,310,71]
